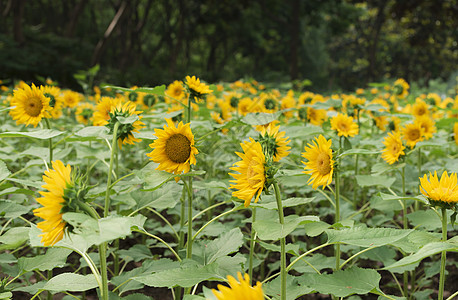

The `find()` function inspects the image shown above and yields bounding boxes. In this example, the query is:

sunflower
[281,90,296,119]
[420,171,458,207]
[402,122,425,148]
[392,78,409,99]
[229,138,266,207]
[302,135,334,189]
[165,80,186,102]
[33,160,71,246]
[41,85,63,119]
[62,90,83,108]
[9,83,51,127]
[147,119,198,175]
[256,123,291,162]
[238,97,255,116]
[382,131,405,165]
[75,102,95,125]
[454,122,458,145]
[212,272,264,300]
[330,113,359,137]
[184,75,212,102]
[374,115,389,131]
[414,116,436,140]
[307,107,327,126]
[107,101,145,148]
[93,96,121,126]
[411,98,429,118]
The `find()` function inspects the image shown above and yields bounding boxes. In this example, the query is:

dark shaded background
[0,0,457,91]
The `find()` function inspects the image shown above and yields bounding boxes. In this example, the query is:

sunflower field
[0,76,457,300]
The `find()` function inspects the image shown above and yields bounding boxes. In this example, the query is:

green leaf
[133,261,220,288]
[251,197,314,210]
[253,215,319,241]
[356,175,395,188]
[117,115,139,124]
[130,184,181,211]
[0,292,12,299]
[137,165,205,190]
[43,273,98,292]
[0,200,31,218]
[407,210,442,230]
[339,149,380,158]
[0,160,11,181]
[18,248,72,273]
[378,192,428,205]
[264,274,314,300]
[0,129,64,139]
[13,282,46,295]
[257,240,300,255]
[383,242,458,270]
[299,267,381,297]
[326,227,413,247]
[291,253,336,273]
[104,85,166,96]
[0,227,29,250]
[74,126,110,139]
[241,112,281,125]
[304,221,331,237]
[205,228,244,264]
[371,162,405,175]
[284,125,323,139]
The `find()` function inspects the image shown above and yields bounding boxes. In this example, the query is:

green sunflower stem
[104,121,120,217]
[335,137,342,272]
[273,181,286,300]
[186,176,193,260]
[249,207,257,284]
[438,208,448,300]
[401,165,409,298]
[99,243,109,300]
[44,118,53,165]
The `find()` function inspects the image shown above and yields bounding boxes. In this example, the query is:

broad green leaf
[257,240,300,255]
[74,126,110,139]
[253,215,319,240]
[299,267,381,297]
[5,178,43,189]
[407,210,442,230]
[104,85,166,96]
[130,184,181,211]
[339,149,380,158]
[378,192,428,205]
[43,273,98,292]
[183,296,206,300]
[304,221,331,237]
[206,228,244,264]
[0,253,17,264]
[117,244,152,262]
[0,227,29,250]
[356,175,395,188]
[291,253,336,273]
[13,282,46,295]
[326,227,413,247]
[251,197,314,210]
[213,254,246,277]
[0,129,64,139]
[383,242,458,270]
[284,125,323,139]
[0,159,11,181]
[263,274,314,300]
[241,112,281,125]
[0,292,12,299]
[0,200,31,218]
[117,115,139,124]
[137,164,206,190]
[18,248,72,273]
[371,162,405,175]
[134,261,220,288]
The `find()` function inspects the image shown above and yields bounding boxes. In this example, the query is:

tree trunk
[12,0,26,45]
[368,1,386,82]
[65,0,88,38]
[289,0,300,81]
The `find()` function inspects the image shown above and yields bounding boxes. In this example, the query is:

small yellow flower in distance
[330,113,359,137]
[212,272,264,300]
[9,83,51,127]
[302,135,334,189]
[229,138,266,207]
[184,75,212,101]
[256,123,291,162]
[402,122,425,148]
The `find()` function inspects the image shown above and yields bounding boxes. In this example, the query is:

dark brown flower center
[25,96,43,117]
[165,134,191,163]
[316,152,331,175]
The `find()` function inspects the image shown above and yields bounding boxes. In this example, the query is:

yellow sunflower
[93,96,121,126]
[41,85,63,119]
[165,80,186,102]
[382,131,405,165]
[420,171,458,206]
[184,75,212,102]
[229,138,266,207]
[256,123,291,162]
[33,160,71,246]
[75,102,95,125]
[392,78,409,99]
[414,116,436,140]
[107,101,145,148]
[412,98,429,118]
[212,272,264,300]
[238,97,255,116]
[302,135,334,189]
[330,113,359,137]
[402,122,425,148]
[454,122,458,145]
[62,90,83,108]
[147,119,198,175]
[9,83,51,127]
[374,115,389,131]
[307,107,327,126]
[281,90,296,119]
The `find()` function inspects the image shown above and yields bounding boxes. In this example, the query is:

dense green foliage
[0,0,456,91]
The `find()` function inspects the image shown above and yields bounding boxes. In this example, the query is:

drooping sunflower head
[301,135,334,190]
[414,116,436,140]
[381,131,405,165]
[212,272,264,300]
[229,138,266,207]
[392,78,410,99]
[165,80,186,101]
[75,102,95,125]
[330,113,359,137]
[420,171,458,209]
[256,123,291,162]
[33,161,71,246]
[9,83,51,127]
[41,85,63,119]
[93,96,122,126]
[184,75,212,102]
[107,101,145,148]
[147,119,198,175]
[402,122,425,148]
